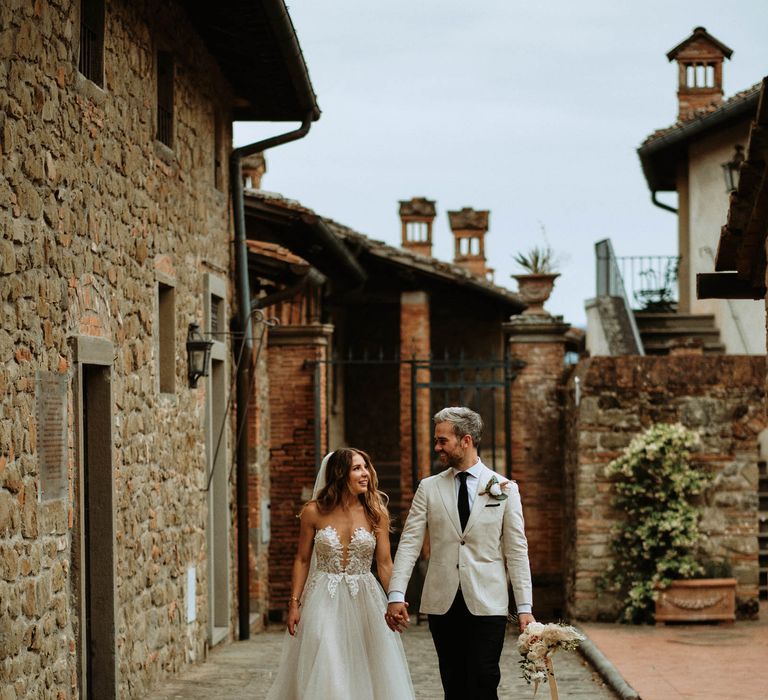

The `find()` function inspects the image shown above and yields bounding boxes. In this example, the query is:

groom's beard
[441,449,464,470]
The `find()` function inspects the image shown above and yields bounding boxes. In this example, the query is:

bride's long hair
[314,448,390,531]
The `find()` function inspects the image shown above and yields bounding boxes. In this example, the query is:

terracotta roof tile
[641,83,761,148]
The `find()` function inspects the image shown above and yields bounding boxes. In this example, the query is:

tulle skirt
[266,572,415,699]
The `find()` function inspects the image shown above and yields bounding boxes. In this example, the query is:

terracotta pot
[512,273,560,315]
[654,578,737,624]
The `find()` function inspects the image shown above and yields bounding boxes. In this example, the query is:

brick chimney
[242,152,266,189]
[399,197,436,257]
[448,207,490,278]
[667,27,733,122]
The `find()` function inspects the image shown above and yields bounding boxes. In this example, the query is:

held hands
[517,611,535,633]
[385,602,410,633]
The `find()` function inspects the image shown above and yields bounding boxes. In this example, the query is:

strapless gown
[265,526,415,699]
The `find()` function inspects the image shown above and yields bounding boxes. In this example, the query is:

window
[78,0,104,86]
[210,294,223,336]
[156,51,174,147]
[158,283,176,393]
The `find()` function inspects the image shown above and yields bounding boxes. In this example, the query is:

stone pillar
[399,291,431,510]
[504,313,571,619]
[266,324,333,616]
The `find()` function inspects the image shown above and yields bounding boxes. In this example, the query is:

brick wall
[399,291,431,508]
[266,325,332,615]
[506,315,572,619]
[565,356,764,620]
[0,1,235,696]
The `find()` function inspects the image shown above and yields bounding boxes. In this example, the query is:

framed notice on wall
[36,371,68,502]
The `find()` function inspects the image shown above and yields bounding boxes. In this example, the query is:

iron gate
[310,353,524,492]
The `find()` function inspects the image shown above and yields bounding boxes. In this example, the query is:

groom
[386,406,535,699]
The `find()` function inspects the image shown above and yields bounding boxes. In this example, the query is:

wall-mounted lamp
[186,322,214,388]
[721,144,745,193]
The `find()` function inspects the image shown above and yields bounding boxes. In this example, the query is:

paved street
[144,622,617,699]
[580,601,768,700]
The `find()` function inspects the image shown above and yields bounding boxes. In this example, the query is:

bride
[266,448,415,699]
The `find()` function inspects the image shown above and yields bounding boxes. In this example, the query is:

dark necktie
[457,472,470,532]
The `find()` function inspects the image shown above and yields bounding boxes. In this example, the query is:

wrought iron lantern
[721,144,745,193]
[186,322,214,388]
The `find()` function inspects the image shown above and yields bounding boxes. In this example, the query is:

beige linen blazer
[389,463,533,616]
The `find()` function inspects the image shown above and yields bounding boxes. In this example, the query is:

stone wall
[247,330,271,631]
[1,1,235,696]
[565,356,764,621]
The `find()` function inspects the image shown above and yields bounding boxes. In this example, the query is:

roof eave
[637,89,759,193]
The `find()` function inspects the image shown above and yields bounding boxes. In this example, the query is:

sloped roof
[183,0,320,122]
[244,189,525,310]
[638,83,760,192]
[666,26,733,61]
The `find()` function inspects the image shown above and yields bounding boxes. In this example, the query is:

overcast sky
[234,1,768,326]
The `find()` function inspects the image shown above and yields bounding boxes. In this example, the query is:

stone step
[642,340,726,355]
[634,312,718,331]
[633,311,724,355]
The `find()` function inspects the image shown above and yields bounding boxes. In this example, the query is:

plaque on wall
[36,371,68,502]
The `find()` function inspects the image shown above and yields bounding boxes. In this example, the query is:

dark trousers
[428,590,508,700]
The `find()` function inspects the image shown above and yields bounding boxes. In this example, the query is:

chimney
[667,27,733,122]
[242,152,267,189]
[399,197,436,257]
[448,207,490,278]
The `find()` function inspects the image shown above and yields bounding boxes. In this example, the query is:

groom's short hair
[433,407,483,446]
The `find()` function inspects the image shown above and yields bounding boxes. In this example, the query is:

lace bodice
[305,526,379,599]
[314,526,375,575]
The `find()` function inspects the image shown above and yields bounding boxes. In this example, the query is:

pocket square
[485,503,501,508]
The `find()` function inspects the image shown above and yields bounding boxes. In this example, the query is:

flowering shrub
[602,423,710,623]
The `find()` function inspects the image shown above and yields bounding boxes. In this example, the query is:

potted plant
[601,423,736,624]
[654,558,736,625]
[512,245,560,315]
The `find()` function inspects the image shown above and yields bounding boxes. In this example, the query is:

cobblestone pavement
[144,622,617,699]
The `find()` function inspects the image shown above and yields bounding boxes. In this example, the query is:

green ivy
[601,423,710,623]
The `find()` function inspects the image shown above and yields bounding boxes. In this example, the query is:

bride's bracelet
[288,596,301,608]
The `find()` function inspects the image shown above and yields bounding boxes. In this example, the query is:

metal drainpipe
[651,191,678,214]
[230,113,313,640]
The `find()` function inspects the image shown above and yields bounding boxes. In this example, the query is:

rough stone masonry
[1,1,239,697]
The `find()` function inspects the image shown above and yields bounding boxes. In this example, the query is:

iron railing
[78,22,103,85]
[615,255,680,312]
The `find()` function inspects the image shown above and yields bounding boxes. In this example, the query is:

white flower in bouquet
[517,621,585,697]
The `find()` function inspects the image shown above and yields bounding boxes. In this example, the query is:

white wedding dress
[266,525,415,699]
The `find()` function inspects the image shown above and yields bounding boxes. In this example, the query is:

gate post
[266,323,333,617]
[399,291,431,511]
[504,313,571,619]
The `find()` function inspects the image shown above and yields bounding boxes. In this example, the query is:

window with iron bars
[78,0,104,86]
[156,51,174,147]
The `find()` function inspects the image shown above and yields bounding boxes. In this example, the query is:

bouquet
[517,622,585,699]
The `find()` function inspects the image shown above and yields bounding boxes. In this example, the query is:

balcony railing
[597,244,680,312]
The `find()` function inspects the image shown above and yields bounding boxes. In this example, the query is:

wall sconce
[186,322,214,388]
[721,144,745,193]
